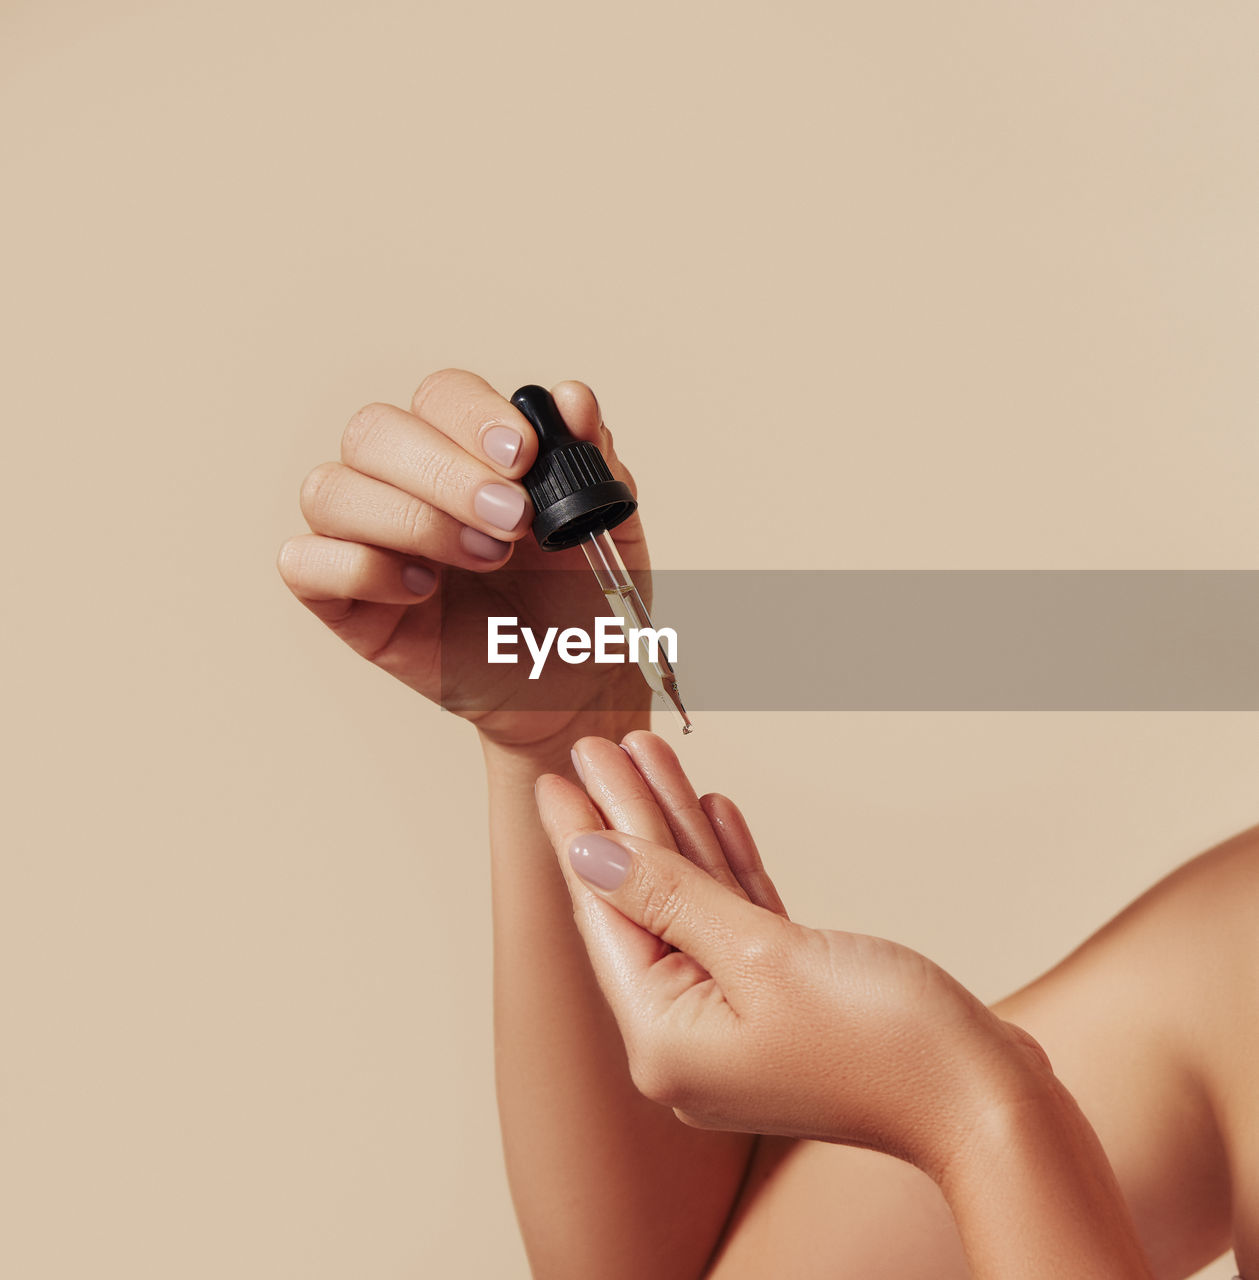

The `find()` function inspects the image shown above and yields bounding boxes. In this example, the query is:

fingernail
[474,483,526,536]
[570,748,585,783]
[481,425,522,467]
[401,563,436,596]
[568,833,631,890]
[460,525,511,561]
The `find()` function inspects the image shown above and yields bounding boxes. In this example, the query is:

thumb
[562,828,779,992]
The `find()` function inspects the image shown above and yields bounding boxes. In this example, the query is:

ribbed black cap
[511,384,637,551]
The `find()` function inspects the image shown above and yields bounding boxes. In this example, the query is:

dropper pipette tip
[665,682,694,735]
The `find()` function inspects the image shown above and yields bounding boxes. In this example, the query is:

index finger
[619,730,748,897]
[409,368,540,479]
[571,736,679,851]
[535,771,677,982]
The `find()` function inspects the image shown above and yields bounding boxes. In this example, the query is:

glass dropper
[510,384,693,735]
[579,527,692,733]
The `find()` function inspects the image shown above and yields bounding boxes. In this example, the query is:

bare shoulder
[1137,823,1259,1280]
[705,821,1259,1280]
[1066,818,1259,963]
[1009,817,1259,1096]
[993,819,1259,1277]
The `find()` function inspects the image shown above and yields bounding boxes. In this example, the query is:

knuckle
[397,496,436,548]
[299,462,342,521]
[414,370,499,447]
[341,402,391,463]
[419,444,464,498]
[410,368,456,418]
[735,933,777,973]
[636,873,688,943]
[732,920,794,978]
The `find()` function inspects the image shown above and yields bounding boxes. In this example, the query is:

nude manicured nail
[460,525,510,561]
[568,833,631,890]
[401,563,436,596]
[481,425,522,467]
[474,483,526,535]
[570,748,585,783]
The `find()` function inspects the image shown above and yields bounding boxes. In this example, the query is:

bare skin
[279,368,1253,1280]
[546,732,1252,1280]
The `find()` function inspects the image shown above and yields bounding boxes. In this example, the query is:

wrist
[925,1017,1122,1209]
[908,1017,1060,1186]
[928,1042,1065,1194]
[928,1033,1155,1279]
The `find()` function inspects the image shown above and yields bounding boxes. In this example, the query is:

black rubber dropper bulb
[510,384,692,734]
[510,384,637,550]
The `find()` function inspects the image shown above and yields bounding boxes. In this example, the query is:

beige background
[2,2,1255,1277]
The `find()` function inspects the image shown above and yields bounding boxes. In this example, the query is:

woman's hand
[536,731,1052,1181]
[277,369,650,751]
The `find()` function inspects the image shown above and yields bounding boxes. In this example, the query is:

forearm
[482,719,757,1280]
[934,1059,1156,1280]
